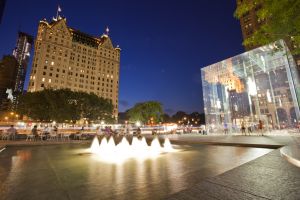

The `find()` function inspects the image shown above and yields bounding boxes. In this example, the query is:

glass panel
[201,40,300,134]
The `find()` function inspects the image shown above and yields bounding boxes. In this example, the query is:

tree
[162,113,171,123]
[17,89,113,123]
[127,101,163,124]
[171,111,187,123]
[17,91,51,121]
[234,0,300,54]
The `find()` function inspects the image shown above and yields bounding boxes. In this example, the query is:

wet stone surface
[168,149,300,200]
[0,143,272,200]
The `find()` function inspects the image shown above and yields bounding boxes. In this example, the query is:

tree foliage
[126,101,163,124]
[17,89,113,123]
[234,0,300,54]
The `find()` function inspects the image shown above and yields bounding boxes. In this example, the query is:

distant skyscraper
[0,0,6,24]
[28,15,121,118]
[0,55,18,112]
[236,0,300,68]
[12,32,33,93]
[236,0,263,51]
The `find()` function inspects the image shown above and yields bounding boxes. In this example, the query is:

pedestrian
[247,124,252,135]
[53,126,58,135]
[31,125,38,139]
[241,121,246,135]
[258,120,263,136]
[97,127,102,136]
[7,125,17,140]
[43,126,50,140]
[137,127,142,138]
[224,123,228,134]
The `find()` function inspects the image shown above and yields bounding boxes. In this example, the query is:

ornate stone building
[28,17,121,118]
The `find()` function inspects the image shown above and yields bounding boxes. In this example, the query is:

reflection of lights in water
[89,136,177,163]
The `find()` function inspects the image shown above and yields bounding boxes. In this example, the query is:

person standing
[247,123,253,135]
[241,121,246,135]
[224,123,228,134]
[258,120,263,136]
[7,125,17,140]
[31,125,38,139]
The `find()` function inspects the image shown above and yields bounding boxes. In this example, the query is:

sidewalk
[158,134,297,148]
[167,148,300,200]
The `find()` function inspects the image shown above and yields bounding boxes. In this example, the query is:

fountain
[89,136,176,163]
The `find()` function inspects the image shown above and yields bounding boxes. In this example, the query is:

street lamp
[135,121,141,127]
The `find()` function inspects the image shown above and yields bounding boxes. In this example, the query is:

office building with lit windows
[236,0,300,69]
[201,40,300,133]
[13,32,33,94]
[28,16,121,118]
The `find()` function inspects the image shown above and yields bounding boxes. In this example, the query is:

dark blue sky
[0,0,244,115]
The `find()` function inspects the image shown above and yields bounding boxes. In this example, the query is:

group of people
[1,125,60,141]
[0,125,18,140]
[224,120,264,136]
[97,126,118,136]
[29,125,59,140]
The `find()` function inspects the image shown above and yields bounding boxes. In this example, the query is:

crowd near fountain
[90,136,176,163]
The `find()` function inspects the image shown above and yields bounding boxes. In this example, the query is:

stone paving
[158,134,297,148]
[1,134,300,199]
[167,148,300,200]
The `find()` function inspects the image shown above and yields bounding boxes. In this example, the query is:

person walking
[7,125,17,140]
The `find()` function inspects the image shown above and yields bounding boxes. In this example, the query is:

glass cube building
[201,40,300,133]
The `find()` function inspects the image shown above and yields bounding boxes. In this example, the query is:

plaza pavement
[167,148,300,200]
[1,133,300,199]
[162,134,300,200]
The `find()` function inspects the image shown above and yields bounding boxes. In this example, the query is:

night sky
[0,0,244,115]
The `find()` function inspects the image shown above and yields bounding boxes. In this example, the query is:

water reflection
[1,145,272,200]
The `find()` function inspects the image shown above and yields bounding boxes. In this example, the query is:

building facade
[0,0,6,24]
[0,55,18,112]
[13,32,33,94]
[28,17,121,118]
[201,40,300,133]
[236,0,300,68]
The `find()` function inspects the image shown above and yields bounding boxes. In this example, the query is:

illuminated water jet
[89,136,176,163]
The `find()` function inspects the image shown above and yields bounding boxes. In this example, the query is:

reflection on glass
[201,40,300,133]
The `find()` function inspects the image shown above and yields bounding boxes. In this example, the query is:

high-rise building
[236,0,263,51]
[28,17,121,118]
[0,0,6,24]
[236,0,300,68]
[13,32,33,93]
[0,55,18,112]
